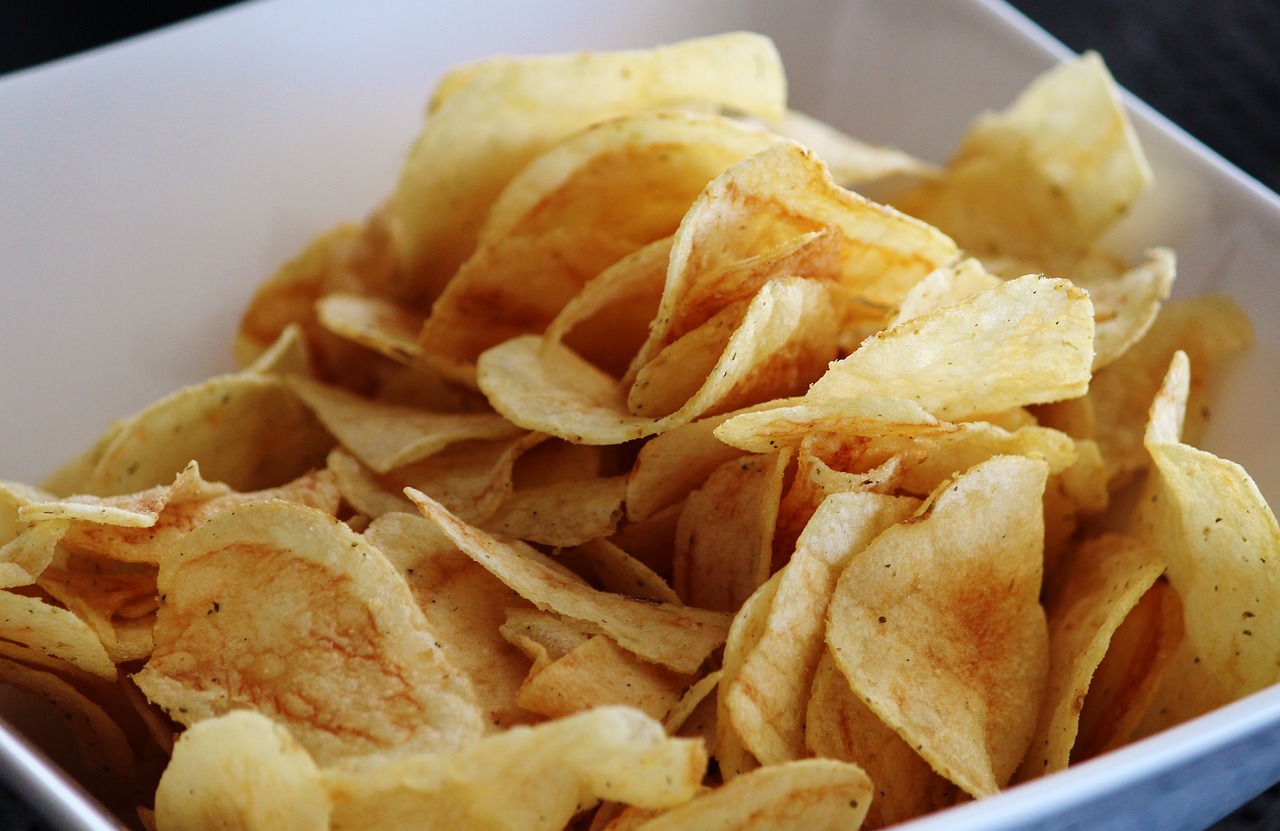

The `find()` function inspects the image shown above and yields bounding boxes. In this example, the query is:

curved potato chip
[1016,532,1167,779]
[408,489,730,675]
[479,276,840,445]
[134,500,484,764]
[805,649,960,828]
[394,32,787,304]
[154,710,328,831]
[287,376,523,474]
[727,491,918,766]
[808,274,1095,421]
[482,475,627,548]
[629,758,873,831]
[892,52,1151,260]
[826,455,1049,797]
[323,707,708,831]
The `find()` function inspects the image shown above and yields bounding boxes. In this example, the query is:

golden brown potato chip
[154,710,328,831]
[625,412,748,522]
[715,572,777,781]
[1072,577,1182,762]
[134,500,484,764]
[727,492,918,765]
[826,455,1049,797]
[627,758,873,831]
[559,538,681,605]
[408,489,731,674]
[323,707,708,831]
[315,292,426,370]
[394,32,787,305]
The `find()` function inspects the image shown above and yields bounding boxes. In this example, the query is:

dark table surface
[2,2,1279,830]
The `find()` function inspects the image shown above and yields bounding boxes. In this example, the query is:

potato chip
[1081,247,1175,370]
[134,500,485,764]
[805,649,960,828]
[806,274,1095,421]
[154,710,328,831]
[315,292,427,370]
[64,372,334,497]
[408,489,731,674]
[0,589,116,680]
[1132,351,1280,727]
[892,51,1151,261]
[826,455,1049,797]
[727,491,918,766]
[363,511,537,731]
[287,376,524,474]
[394,32,787,305]
[626,758,873,831]
[624,412,748,522]
[770,108,938,189]
[0,516,66,587]
[480,276,841,444]
[1016,532,1168,779]
[1088,295,1252,488]
[558,538,681,605]
[482,475,627,547]
[516,634,692,721]
[715,571,777,781]
[1071,576,1182,762]
[713,395,949,455]
[36,551,160,664]
[673,450,789,612]
[885,257,1001,328]
[323,707,708,831]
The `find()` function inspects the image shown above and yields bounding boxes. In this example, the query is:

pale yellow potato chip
[516,634,692,721]
[1132,351,1280,727]
[315,292,426,369]
[627,758,873,831]
[420,227,638,384]
[363,511,537,732]
[1072,577,1183,762]
[805,649,960,828]
[625,411,748,522]
[559,537,681,605]
[674,450,789,612]
[287,376,523,474]
[69,372,334,497]
[727,491,918,765]
[0,589,116,680]
[631,141,957,378]
[0,517,67,587]
[826,455,1049,797]
[134,500,484,764]
[394,32,787,305]
[893,52,1151,261]
[715,572,777,782]
[479,276,842,444]
[32,464,340,566]
[36,550,159,664]
[713,395,950,455]
[886,257,1001,328]
[1081,247,1176,371]
[770,108,939,189]
[807,274,1095,421]
[479,111,780,247]
[1089,295,1252,488]
[1016,532,1167,779]
[481,475,627,547]
[408,489,731,675]
[154,710,328,831]
[499,608,594,672]
[323,707,708,831]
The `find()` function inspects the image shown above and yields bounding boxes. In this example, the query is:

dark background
[2,2,1279,830]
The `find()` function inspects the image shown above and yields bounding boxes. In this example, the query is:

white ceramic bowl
[2,2,1278,829]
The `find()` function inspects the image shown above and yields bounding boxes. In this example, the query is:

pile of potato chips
[2,31,1276,831]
